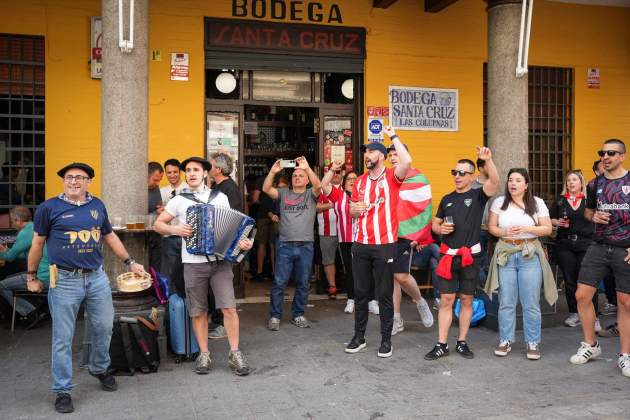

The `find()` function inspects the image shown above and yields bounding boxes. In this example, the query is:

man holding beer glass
[424,147,498,361]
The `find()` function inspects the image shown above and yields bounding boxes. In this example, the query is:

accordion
[185,204,256,263]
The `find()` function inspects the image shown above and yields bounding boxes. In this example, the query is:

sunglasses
[597,150,623,157]
[450,170,473,177]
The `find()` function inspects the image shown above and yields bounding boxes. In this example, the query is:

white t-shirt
[164,188,230,263]
[490,195,550,240]
[160,182,188,205]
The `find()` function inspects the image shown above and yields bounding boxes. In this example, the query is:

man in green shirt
[0,206,33,279]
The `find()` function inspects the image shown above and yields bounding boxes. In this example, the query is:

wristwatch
[123,257,136,266]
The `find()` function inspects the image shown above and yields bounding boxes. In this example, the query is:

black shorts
[393,238,414,274]
[436,255,481,295]
[578,242,630,294]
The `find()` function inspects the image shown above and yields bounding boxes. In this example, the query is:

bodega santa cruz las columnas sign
[389,86,459,132]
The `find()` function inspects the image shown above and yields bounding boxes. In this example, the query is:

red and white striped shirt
[317,193,337,237]
[351,167,403,245]
[327,185,354,243]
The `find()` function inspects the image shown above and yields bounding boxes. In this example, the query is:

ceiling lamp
[341,79,354,100]
[215,72,237,94]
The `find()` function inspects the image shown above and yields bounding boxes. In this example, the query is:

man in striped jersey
[388,144,435,336]
[316,168,341,299]
[345,126,412,358]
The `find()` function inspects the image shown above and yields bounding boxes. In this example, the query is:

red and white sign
[587,68,600,89]
[367,106,389,117]
[91,17,102,79]
[170,53,190,81]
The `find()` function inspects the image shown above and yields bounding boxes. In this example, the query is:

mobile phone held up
[279,159,296,169]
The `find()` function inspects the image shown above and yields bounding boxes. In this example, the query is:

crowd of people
[0,130,628,414]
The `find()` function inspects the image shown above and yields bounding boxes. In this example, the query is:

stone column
[101,0,149,280]
[487,0,529,183]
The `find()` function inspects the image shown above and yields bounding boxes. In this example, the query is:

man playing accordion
[154,157,253,376]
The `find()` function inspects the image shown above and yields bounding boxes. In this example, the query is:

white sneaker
[569,341,602,365]
[416,298,434,328]
[594,318,602,333]
[617,353,630,378]
[564,313,581,327]
[368,300,380,315]
[344,299,355,314]
[391,317,404,336]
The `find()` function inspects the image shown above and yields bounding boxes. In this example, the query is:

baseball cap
[360,142,388,156]
[387,143,409,152]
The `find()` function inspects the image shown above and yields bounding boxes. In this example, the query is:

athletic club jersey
[586,172,630,247]
[351,167,403,245]
[327,186,354,243]
[317,192,337,237]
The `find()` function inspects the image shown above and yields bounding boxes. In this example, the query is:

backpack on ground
[109,316,160,375]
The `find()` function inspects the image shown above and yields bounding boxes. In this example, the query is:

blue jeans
[411,243,440,296]
[498,252,543,344]
[0,273,48,316]
[48,267,113,394]
[270,241,314,319]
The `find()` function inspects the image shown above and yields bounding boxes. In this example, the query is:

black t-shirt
[214,178,242,211]
[549,196,594,239]
[585,172,630,247]
[436,188,489,249]
[148,186,162,214]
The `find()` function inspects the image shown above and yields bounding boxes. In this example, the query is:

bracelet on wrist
[390,135,399,141]
[123,257,135,266]
[27,270,37,275]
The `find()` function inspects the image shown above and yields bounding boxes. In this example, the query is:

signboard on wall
[389,86,458,131]
[587,68,600,89]
[367,118,384,143]
[170,53,190,81]
[91,17,102,79]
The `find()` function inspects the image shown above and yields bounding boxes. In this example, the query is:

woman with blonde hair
[549,170,600,331]
[484,168,556,360]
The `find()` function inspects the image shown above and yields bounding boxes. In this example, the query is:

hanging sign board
[587,68,600,89]
[389,86,458,131]
[90,17,102,79]
[170,53,190,81]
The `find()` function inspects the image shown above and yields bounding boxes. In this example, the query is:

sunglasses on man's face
[597,150,623,157]
[451,169,473,177]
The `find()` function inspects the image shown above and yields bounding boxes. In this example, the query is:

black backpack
[109,317,160,375]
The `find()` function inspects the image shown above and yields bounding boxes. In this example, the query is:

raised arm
[384,126,411,181]
[478,147,499,197]
[296,156,321,197]
[320,160,343,197]
[262,160,282,200]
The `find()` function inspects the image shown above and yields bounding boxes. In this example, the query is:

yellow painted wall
[0,0,101,195]
[1,0,629,203]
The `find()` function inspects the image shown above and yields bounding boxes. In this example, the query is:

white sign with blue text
[389,86,458,132]
[367,118,384,143]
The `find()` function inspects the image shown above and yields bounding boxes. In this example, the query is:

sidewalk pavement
[1,298,628,420]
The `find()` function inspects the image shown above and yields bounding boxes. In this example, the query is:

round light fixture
[341,79,354,100]
[215,72,237,94]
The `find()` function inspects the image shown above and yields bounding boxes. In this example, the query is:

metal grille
[0,34,45,213]
[483,65,573,203]
[528,66,573,203]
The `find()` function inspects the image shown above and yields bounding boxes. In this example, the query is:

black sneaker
[377,341,393,358]
[89,371,118,391]
[345,336,367,353]
[455,340,474,359]
[54,392,74,414]
[424,343,449,361]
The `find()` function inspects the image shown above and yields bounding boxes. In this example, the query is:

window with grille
[0,34,45,216]
[483,65,574,204]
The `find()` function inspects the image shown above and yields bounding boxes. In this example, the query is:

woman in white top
[487,168,552,360]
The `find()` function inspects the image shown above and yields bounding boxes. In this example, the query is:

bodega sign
[389,86,459,132]
[232,1,343,24]
[205,18,365,58]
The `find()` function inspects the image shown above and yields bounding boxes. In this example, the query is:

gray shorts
[183,262,235,317]
[319,235,339,265]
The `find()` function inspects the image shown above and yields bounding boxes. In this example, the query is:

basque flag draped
[397,168,433,245]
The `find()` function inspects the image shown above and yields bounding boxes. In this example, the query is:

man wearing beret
[154,157,253,376]
[27,162,145,414]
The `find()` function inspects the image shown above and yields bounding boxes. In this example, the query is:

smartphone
[279,159,296,168]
